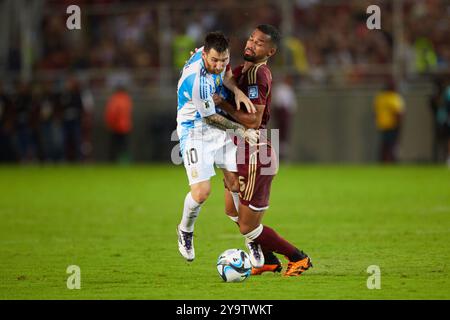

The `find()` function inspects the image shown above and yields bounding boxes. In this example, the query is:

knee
[191,187,210,204]
[224,176,239,193]
[229,180,239,193]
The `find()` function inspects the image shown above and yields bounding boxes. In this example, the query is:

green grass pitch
[0,164,449,299]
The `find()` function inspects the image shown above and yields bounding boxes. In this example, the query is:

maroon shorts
[237,142,278,211]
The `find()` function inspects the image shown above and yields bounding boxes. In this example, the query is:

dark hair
[256,24,281,48]
[204,31,229,53]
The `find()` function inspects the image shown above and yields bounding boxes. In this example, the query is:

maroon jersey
[233,62,272,129]
[233,62,277,210]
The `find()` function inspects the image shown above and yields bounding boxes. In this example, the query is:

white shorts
[179,126,237,185]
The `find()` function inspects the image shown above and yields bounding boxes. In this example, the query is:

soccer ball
[216,249,252,282]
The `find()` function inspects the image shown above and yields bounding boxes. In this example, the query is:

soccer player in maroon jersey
[213,25,312,277]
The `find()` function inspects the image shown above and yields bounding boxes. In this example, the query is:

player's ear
[267,47,276,58]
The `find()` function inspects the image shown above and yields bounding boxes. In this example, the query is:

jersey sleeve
[192,71,216,118]
[247,66,271,106]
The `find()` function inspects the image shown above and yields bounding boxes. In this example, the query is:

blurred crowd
[291,0,450,83]
[3,0,449,88]
[0,78,94,163]
[1,0,450,164]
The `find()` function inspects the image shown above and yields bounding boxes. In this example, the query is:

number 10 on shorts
[185,148,198,165]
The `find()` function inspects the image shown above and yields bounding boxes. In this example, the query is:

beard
[204,61,223,74]
[243,47,257,62]
[243,54,256,62]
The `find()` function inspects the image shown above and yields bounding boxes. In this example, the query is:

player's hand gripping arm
[223,68,256,114]
[204,113,259,145]
[213,94,264,129]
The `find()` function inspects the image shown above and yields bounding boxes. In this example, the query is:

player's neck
[243,59,267,72]
[201,57,212,74]
[242,61,253,72]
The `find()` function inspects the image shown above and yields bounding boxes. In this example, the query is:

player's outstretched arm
[223,69,256,114]
[204,113,259,145]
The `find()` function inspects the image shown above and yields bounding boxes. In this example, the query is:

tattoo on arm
[204,113,245,132]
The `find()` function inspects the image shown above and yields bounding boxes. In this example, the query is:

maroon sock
[254,225,303,261]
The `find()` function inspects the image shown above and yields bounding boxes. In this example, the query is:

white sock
[179,192,202,232]
[231,192,240,213]
[227,215,239,223]
[244,224,263,241]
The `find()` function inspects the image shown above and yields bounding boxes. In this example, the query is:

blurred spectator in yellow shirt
[374,79,405,163]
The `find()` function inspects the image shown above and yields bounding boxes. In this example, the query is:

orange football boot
[251,263,283,275]
[283,256,313,277]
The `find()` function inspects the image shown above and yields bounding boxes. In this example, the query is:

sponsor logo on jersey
[191,168,198,178]
[204,101,210,109]
[248,85,259,99]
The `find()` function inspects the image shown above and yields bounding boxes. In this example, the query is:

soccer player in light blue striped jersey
[176,31,258,262]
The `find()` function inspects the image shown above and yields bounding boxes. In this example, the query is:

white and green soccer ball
[216,249,252,282]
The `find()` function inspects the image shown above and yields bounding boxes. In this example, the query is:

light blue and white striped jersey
[176,47,227,153]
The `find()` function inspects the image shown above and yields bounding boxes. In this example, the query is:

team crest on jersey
[248,85,258,99]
